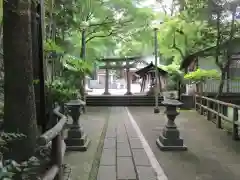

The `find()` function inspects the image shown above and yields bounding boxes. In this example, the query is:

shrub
[0,133,52,180]
[184,68,220,84]
[45,78,80,104]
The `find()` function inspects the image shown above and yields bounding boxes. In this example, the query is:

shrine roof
[135,62,168,76]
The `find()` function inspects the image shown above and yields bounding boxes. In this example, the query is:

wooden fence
[185,79,240,93]
[195,95,240,140]
[38,106,67,180]
[202,79,240,93]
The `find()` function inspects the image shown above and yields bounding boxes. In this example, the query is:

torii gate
[99,56,148,95]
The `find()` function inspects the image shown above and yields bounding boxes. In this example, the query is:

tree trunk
[215,8,235,98]
[79,30,86,99]
[217,72,225,97]
[3,0,38,161]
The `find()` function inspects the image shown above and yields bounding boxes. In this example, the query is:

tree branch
[88,16,113,27]
[86,17,133,38]
[176,29,188,48]
[171,31,185,59]
[85,19,133,43]
[86,30,115,43]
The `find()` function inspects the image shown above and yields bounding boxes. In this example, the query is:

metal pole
[154,28,160,114]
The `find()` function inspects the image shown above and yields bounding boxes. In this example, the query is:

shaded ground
[128,107,240,180]
[64,107,110,180]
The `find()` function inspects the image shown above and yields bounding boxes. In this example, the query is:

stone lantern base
[154,107,160,114]
[156,126,187,151]
[65,126,90,151]
[102,92,111,95]
[124,91,133,95]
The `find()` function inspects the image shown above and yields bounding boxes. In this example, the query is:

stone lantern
[65,100,90,151]
[156,94,187,151]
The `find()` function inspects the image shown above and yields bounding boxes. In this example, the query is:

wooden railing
[38,106,67,180]
[195,95,240,140]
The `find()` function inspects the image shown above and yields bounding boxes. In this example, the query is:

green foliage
[157,15,215,64]
[0,159,21,179]
[32,79,40,85]
[160,63,182,76]
[0,132,26,153]
[46,0,157,62]
[61,54,93,74]
[46,78,80,103]
[45,78,80,104]
[160,63,184,90]
[184,68,220,83]
[0,148,51,180]
[43,39,64,53]
[0,132,27,179]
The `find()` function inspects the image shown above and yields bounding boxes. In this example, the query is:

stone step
[86,95,164,106]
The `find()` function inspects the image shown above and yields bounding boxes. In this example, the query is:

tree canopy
[45,0,157,62]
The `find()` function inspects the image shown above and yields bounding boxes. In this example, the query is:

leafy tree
[156,0,240,96]
[42,0,158,96]
[160,63,184,90]
[157,11,215,64]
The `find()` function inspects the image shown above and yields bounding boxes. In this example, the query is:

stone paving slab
[103,138,116,149]
[136,166,156,180]
[117,142,131,157]
[117,157,136,180]
[129,138,144,149]
[100,148,116,165]
[132,149,151,166]
[97,166,116,180]
[106,129,117,138]
[97,107,157,180]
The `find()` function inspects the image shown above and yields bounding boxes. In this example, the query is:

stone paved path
[97,107,157,180]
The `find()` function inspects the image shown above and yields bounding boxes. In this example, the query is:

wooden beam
[100,56,144,62]
[99,64,136,69]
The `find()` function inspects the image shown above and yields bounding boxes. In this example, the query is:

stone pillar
[125,61,132,95]
[103,61,111,95]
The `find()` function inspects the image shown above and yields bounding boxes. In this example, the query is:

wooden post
[232,107,239,140]
[195,95,198,111]
[217,103,222,128]
[200,97,203,115]
[140,76,145,92]
[207,100,211,120]
[51,114,63,180]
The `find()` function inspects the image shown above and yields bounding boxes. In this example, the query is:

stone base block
[102,92,111,95]
[156,138,187,151]
[154,107,160,114]
[124,92,133,95]
[66,134,90,151]
[67,126,84,138]
[162,127,179,139]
